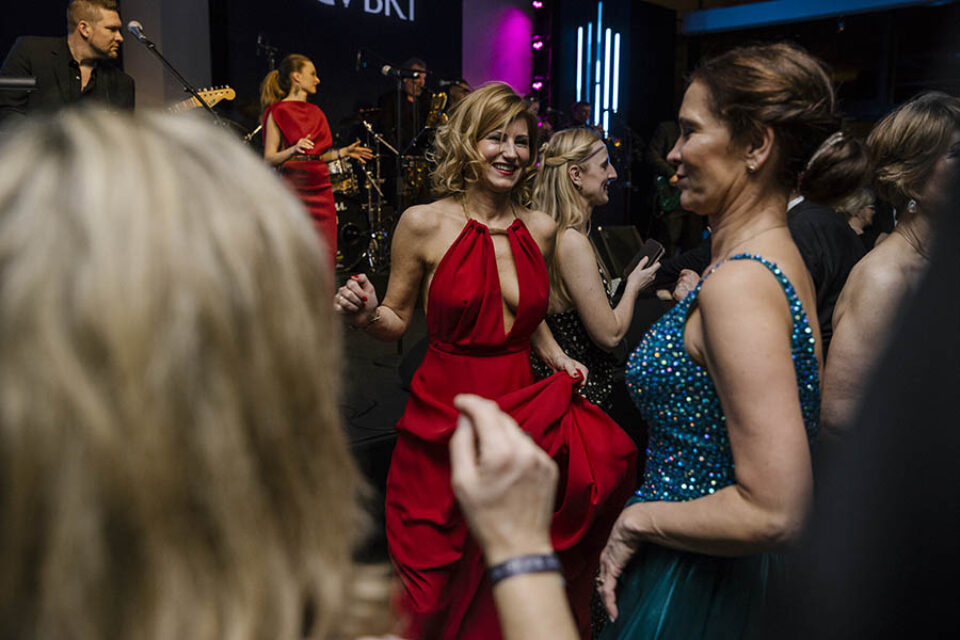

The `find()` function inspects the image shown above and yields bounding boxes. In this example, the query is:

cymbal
[340,108,381,126]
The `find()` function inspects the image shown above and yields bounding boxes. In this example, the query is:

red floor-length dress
[386,217,637,639]
[263,101,337,263]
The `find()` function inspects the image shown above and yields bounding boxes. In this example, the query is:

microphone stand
[133,34,224,126]
[395,75,404,210]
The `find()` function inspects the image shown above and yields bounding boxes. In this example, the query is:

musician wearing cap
[0,0,134,130]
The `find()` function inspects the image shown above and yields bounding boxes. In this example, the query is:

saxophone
[425,91,448,128]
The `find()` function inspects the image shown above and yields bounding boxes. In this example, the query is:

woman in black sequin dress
[530,128,660,410]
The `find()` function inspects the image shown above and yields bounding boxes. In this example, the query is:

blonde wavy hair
[430,82,539,204]
[867,91,960,212]
[0,110,390,639]
[532,127,605,309]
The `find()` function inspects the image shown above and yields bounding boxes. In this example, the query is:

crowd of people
[0,1,957,639]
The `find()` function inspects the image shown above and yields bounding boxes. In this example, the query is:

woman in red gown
[335,83,636,639]
[261,54,372,265]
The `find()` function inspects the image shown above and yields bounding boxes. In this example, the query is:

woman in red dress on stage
[335,82,637,639]
[261,54,372,264]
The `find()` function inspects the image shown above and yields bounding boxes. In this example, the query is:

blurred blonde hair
[0,109,390,639]
[532,127,604,309]
[834,186,875,220]
[430,82,539,204]
[867,91,960,212]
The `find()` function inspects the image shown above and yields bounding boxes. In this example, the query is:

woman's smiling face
[476,118,531,193]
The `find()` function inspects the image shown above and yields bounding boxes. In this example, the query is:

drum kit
[328,96,447,274]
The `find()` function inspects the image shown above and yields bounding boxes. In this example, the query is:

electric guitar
[168,86,236,113]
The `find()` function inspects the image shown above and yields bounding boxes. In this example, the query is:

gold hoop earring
[746,163,757,174]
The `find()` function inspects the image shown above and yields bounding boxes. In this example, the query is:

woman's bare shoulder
[517,207,558,239]
[397,198,461,236]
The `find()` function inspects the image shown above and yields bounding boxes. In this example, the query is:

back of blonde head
[431,82,539,204]
[0,110,388,639]
[533,127,604,309]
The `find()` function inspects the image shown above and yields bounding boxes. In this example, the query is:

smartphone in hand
[622,238,665,278]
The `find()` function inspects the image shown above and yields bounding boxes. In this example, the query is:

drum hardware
[335,118,396,274]
[362,119,399,156]
[328,157,359,196]
[335,196,369,272]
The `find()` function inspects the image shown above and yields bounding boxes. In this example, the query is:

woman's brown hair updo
[799,131,872,207]
[691,43,839,192]
[867,91,960,212]
[260,54,312,111]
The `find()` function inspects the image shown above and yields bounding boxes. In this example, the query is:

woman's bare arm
[599,262,814,616]
[335,206,432,341]
[557,228,659,350]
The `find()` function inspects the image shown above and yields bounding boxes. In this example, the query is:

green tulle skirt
[599,540,783,639]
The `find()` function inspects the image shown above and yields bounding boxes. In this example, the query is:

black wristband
[488,553,563,587]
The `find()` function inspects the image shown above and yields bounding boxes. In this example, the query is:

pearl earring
[907,199,919,213]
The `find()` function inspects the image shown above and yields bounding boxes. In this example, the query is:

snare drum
[328,157,359,196]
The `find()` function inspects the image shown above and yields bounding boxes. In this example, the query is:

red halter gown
[385,217,637,639]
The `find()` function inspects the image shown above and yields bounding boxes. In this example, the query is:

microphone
[126,20,151,45]
[381,65,420,79]
[438,79,463,88]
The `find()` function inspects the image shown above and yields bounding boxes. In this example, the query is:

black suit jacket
[0,36,135,129]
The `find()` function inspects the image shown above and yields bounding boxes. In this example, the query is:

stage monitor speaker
[590,225,644,281]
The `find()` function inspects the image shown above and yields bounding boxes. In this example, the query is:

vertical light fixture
[612,32,621,112]
[575,2,621,132]
[603,27,611,135]
[576,26,583,101]
[585,22,592,99]
[594,1,603,125]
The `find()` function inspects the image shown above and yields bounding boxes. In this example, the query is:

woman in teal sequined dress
[597,43,836,639]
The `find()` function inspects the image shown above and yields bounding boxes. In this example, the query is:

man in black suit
[0,0,135,130]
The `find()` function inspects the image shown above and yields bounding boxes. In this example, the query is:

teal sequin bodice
[626,254,820,502]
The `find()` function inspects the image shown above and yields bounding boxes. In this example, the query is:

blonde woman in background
[0,109,391,640]
[531,127,660,411]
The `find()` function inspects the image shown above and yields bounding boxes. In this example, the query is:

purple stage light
[532,80,544,90]
[532,0,544,8]
[532,37,544,50]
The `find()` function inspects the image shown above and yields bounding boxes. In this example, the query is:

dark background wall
[208,0,463,142]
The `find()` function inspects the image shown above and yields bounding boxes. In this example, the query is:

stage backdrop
[209,0,462,143]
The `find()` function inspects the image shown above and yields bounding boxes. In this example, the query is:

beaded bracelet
[488,553,563,588]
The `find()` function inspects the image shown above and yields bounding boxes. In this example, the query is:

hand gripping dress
[262,101,337,263]
[386,217,638,639]
[602,254,820,640]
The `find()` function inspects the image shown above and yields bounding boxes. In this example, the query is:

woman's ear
[745,124,775,174]
[568,164,582,189]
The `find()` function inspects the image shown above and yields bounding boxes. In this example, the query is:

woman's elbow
[754,509,807,552]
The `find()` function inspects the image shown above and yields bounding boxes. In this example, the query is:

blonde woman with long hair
[334,82,637,639]
[261,53,372,264]
[0,109,392,639]
[532,127,660,410]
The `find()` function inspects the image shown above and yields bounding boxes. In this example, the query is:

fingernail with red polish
[362,296,368,301]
